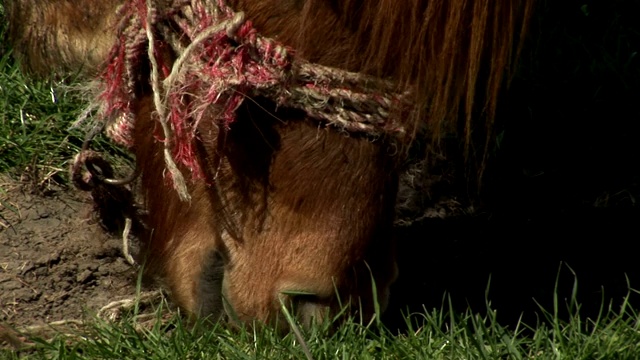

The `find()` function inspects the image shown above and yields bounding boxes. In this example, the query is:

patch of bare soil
[0,175,145,333]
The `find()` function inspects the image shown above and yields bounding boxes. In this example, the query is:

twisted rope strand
[93,0,411,199]
[145,0,191,201]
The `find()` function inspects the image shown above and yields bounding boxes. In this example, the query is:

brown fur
[6,0,119,76]
[6,0,535,327]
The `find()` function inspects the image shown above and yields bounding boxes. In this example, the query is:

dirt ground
[0,174,145,333]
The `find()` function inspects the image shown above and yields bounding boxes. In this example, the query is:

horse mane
[296,0,536,177]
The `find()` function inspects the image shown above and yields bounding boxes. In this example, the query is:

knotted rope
[90,0,409,201]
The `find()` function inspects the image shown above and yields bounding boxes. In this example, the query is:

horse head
[6,0,534,329]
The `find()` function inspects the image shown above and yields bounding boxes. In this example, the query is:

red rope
[96,0,409,196]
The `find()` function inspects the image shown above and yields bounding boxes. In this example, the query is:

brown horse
[6,0,534,328]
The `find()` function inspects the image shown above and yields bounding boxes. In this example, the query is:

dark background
[386,0,640,330]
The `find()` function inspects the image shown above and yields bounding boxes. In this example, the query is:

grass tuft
[6,285,640,359]
[0,30,129,189]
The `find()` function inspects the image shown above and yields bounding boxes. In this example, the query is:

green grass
[0,50,82,177]
[0,19,128,185]
[2,286,640,359]
[0,48,132,186]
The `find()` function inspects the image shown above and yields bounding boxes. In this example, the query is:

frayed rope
[91,0,411,201]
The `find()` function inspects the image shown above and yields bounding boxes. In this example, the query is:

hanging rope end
[163,148,192,202]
